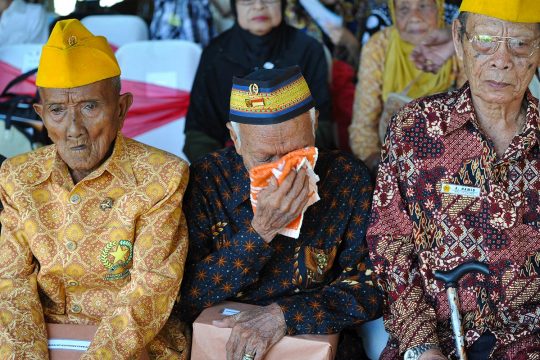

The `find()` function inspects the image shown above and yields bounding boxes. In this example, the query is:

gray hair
[457,11,469,40]
[110,76,121,94]
[230,107,317,146]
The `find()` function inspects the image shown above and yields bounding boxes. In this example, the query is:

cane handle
[434,261,490,288]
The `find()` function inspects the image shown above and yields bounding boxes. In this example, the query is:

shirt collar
[444,83,540,143]
[28,133,136,187]
[444,83,477,136]
[80,133,137,186]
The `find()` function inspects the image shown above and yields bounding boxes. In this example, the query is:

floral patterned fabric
[367,83,540,359]
[176,147,382,337]
[0,134,190,359]
[150,0,215,46]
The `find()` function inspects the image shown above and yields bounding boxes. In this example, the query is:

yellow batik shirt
[0,134,189,359]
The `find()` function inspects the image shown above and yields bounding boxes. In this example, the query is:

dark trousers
[467,331,497,360]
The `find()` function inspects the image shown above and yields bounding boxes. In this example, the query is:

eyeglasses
[395,1,437,18]
[236,0,280,6]
[465,32,540,58]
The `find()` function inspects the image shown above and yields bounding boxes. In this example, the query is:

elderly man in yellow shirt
[0,19,190,359]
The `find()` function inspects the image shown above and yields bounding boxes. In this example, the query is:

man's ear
[117,92,133,130]
[33,103,43,119]
[314,110,319,131]
[452,19,464,62]
[226,122,242,155]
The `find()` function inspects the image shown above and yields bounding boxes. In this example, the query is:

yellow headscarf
[382,0,456,102]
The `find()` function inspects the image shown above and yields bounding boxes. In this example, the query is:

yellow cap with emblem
[460,0,540,23]
[36,19,121,88]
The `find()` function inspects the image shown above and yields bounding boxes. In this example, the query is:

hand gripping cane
[434,261,490,360]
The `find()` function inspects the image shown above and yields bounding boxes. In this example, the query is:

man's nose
[66,107,85,139]
[490,41,513,70]
[252,0,267,9]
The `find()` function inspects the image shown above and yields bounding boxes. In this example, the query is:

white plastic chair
[0,44,42,72]
[81,15,148,48]
[358,317,389,359]
[115,40,202,160]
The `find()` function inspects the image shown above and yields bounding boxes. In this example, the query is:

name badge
[221,308,240,316]
[440,183,481,197]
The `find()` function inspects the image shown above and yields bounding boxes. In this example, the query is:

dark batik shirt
[177,147,381,335]
[367,83,540,359]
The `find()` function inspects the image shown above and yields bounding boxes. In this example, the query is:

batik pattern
[367,84,540,359]
[0,135,190,359]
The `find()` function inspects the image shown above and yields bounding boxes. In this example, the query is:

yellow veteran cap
[460,0,540,23]
[36,19,121,88]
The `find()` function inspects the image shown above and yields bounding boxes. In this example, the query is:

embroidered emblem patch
[304,246,337,283]
[248,83,259,95]
[99,240,133,280]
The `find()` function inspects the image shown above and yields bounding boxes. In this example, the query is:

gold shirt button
[66,241,77,251]
[70,194,81,204]
[67,280,79,287]
[71,304,82,313]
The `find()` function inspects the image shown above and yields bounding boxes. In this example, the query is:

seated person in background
[285,0,367,153]
[150,0,215,46]
[349,0,464,172]
[183,0,334,162]
[177,66,381,359]
[0,0,48,45]
[285,0,364,68]
[367,0,540,358]
[360,0,460,45]
[0,20,190,359]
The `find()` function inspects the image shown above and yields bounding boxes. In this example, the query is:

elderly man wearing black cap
[176,66,381,360]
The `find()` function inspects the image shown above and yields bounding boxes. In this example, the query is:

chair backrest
[0,44,42,72]
[115,40,202,91]
[81,15,149,48]
[115,40,202,161]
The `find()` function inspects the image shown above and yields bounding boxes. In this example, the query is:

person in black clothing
[183,0,334,162]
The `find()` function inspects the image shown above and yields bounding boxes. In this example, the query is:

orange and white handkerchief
[249,147,320,238]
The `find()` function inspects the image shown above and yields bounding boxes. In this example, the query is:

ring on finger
[242,354,255,360]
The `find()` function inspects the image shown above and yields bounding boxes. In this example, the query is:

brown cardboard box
[192,302,339,360]
[47,323,149,360]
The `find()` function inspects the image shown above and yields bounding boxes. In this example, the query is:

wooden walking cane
[434,261,490,360]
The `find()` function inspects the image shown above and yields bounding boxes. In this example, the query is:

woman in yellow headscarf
[349,0,463,171]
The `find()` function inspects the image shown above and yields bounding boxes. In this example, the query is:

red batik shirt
[367,83,540,359]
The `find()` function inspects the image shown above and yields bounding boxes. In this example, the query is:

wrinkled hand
[411,28,455,73]
[418,349,448,360]
[251,166,310,243]
[213,303,287,360]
